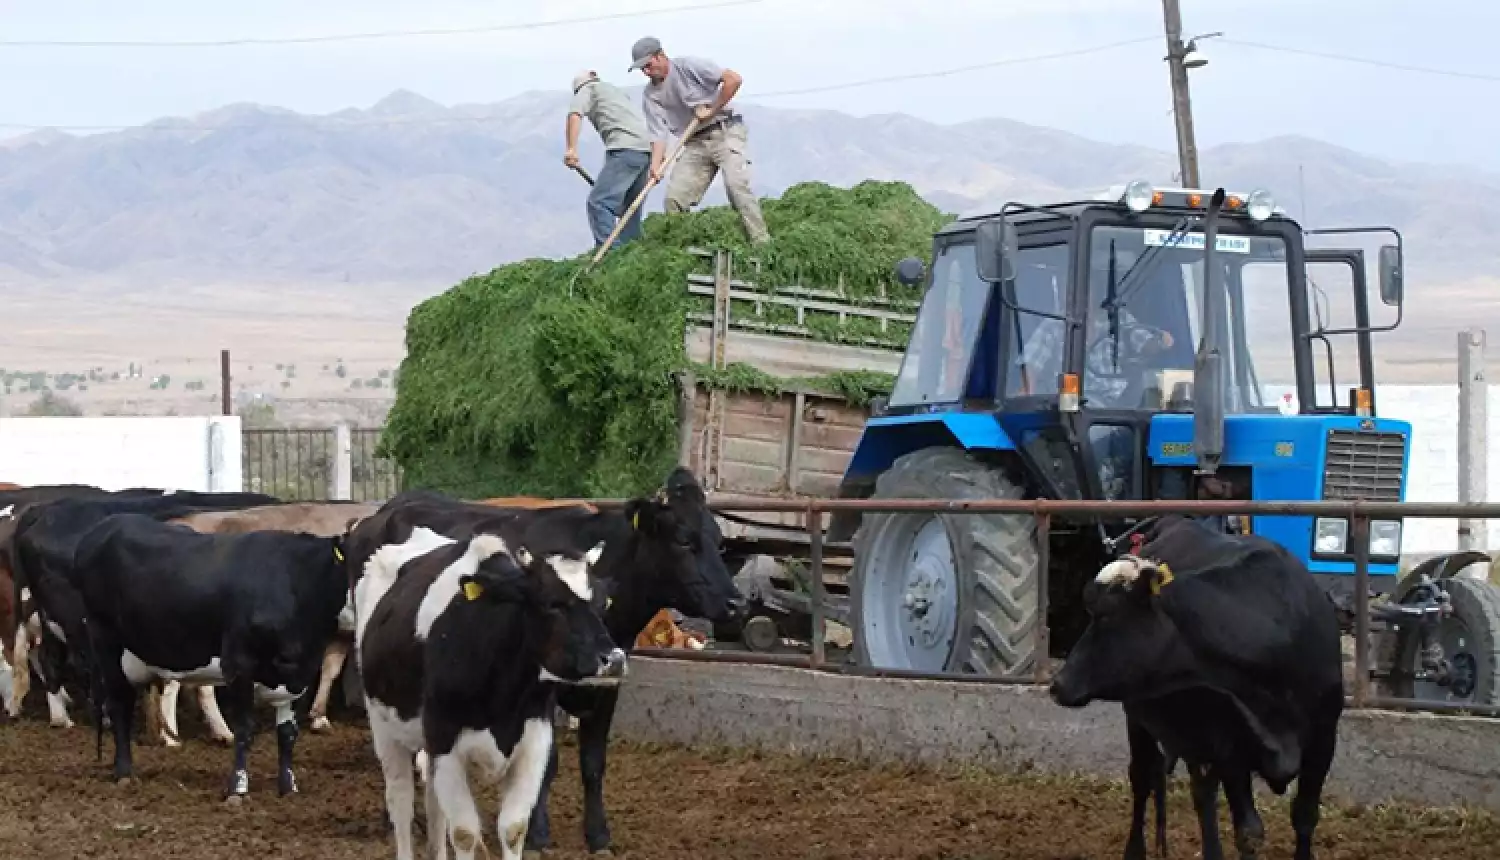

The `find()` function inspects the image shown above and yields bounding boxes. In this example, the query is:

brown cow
[135,502,378,746]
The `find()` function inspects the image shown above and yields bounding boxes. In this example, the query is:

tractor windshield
[1074,224,1294,413]
[889,241,991,408]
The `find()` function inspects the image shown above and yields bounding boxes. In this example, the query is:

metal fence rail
[243,426,402,503]
[608,496,1500,719]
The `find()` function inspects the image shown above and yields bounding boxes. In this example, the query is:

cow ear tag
[631,511,639,530]
[333,546,345,563]
[463,581,484,601]
[1149,563,1174,596]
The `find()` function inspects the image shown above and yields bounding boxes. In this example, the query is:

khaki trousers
[663,120,770,244]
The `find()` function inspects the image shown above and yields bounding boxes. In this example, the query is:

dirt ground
[1,715,1496,860]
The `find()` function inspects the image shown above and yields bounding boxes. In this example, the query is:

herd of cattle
[0,471,1350,860]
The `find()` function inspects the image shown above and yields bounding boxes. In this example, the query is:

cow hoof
[224,795,244,808]
[50,719,74,729]
[309,716,332,733]
[114,777,135,788]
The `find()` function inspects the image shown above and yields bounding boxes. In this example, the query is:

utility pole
[1162,0,1201,187]
[1457,329,1488,559]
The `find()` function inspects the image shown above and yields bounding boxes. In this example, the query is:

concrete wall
[0,416,242,492]
[613,657,1500,812]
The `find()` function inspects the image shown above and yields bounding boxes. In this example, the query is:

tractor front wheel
[1382,571,1500,707]
[849,447,1041,676]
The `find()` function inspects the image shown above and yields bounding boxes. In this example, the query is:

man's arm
[563,113,583,167]
[641,92,673,181]
[695,67,742,121]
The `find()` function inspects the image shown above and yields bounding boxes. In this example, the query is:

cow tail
[90,620,104,763]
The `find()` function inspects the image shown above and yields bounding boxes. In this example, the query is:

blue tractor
[825,182,1500,706]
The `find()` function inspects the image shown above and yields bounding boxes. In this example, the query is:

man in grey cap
[565,69,654,248]
[629,36,770,244]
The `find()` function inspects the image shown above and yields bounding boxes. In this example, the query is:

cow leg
[45,688,74,729]
[1186,763,1225,860]
[1124,719,1164,860]
[104,678,139,784]
[143,681,175,747]
[431,751,485,860]
[422,753,448,860]
[10,621,33,717]
[197,685,235,745]
[577,692,620,855]
[1221,768,1265,860]
[495,717,551,860]
[273,699,300,796]
[522,730,561,856]
[221,680,256,802]
[1290,713,1339,860]
[309,639,350,733]
[373,732,419,860]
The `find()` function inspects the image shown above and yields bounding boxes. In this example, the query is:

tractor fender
[827,413,1015,543]
[1403,550,1493,585]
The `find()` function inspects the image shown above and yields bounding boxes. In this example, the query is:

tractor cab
[825,181,1474,683]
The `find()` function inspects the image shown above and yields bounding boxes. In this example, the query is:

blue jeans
[587,148,652,248]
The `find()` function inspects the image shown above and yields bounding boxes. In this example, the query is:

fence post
[330,424,353,501]
[1457,329,1488,569]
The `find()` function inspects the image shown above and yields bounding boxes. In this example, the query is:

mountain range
[2,88,1497,293]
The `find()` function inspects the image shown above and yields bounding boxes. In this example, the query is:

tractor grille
[1322,429,1406,502]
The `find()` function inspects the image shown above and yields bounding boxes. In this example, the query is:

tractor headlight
[1314,518,1348,554]
[1369,520,1403,558]
[1123,180,1154,213]
[1246,189,1275,222]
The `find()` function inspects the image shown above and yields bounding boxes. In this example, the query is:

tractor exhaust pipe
[1193,188,1228,476]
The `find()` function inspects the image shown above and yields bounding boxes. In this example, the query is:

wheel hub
[895,518,956,653]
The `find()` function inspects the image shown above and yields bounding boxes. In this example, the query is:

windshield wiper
[1105,215,1195,314]
[1105,239,1121,371]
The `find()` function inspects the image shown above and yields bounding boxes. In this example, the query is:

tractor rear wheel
[849,447,1041,676]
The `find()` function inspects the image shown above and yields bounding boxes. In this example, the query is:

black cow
[355,524,624,860]
[5,489,279,726]
[1049,515,1344,860]
[342,467,744,855]
[26,509,346,800]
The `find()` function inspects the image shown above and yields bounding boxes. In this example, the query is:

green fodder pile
[380,180,952,499]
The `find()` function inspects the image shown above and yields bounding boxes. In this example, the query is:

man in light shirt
[628,36,770,244]
[564,70,654,248]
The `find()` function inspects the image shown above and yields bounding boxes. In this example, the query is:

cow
[32,510,350,799]
[133,501,381,747]
[1048,514,1344,860]
[3,487,278,722]
[355,524,625,860]
[342,467,745,856]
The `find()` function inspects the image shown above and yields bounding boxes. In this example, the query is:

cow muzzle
[576,647,628,687]
[1047,676,1091,709]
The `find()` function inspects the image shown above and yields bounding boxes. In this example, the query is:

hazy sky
[3,0,1498,172]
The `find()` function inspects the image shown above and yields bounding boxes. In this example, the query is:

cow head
[459,537,625,686]
[1049,554,1185,708]
[618,468,745,625]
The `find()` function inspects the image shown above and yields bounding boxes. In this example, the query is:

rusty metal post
[220,349,232,415]
[808,500,826,669]
[1351,513,1372,708]
[1033,512,1052,684]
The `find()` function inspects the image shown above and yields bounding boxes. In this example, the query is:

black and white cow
[1049,515,1345,860]
[26,509,348,799]
[3,488,278,724]
[343,467,745,855]
[355,524,624,860]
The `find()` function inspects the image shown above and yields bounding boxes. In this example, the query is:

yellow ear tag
[631,512,639,530]
[1150,563,1174,596]
[605,597,613,609]
[333,546,344,563]
[463,581,484,601]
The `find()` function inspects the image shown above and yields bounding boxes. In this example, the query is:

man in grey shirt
[565,70,654,248]
[628,36,770,244]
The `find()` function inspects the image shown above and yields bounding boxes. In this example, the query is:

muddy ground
[1,713,1496,859]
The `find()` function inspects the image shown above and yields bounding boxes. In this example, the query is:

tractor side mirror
[894,257,926,287]
[1377,244,1403,306]
[975,219,1017,284]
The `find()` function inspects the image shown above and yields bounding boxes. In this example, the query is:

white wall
[0,416,242,493]
[1373,385,1499,555]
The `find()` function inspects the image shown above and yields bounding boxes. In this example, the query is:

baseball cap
[571,70,597,93]
[629,36,662,71]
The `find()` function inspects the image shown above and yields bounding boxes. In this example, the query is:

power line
[0,0,762,48]
[1218,38,1500,83]
[0,37,1161,133]
[753,36,1159,98]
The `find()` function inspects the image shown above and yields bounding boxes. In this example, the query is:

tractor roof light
[1122,180,1155,213]
[1246,189,1275,222]
[1060,373,1081,412]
